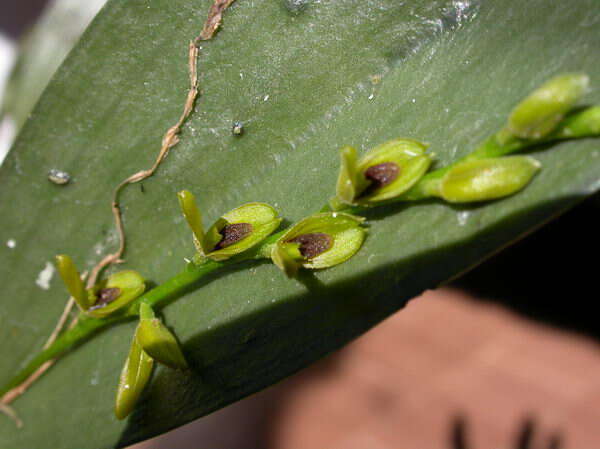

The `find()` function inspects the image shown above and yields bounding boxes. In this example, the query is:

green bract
[437,156,541,203]
[507,73,589,140]
[178,190,281,262]
[114,333,154,420]
[334,139,431,207]
[86,270,146,318]
[271,212,366,277]
[136,304,187,369]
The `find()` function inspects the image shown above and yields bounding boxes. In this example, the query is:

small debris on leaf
[232,121,244,136]
[47,169,71,185]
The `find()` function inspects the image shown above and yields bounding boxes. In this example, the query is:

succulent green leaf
[439,156,542,203]
[86,270,145,318]
[54,255,89,311]
[114,333,154,421]
[135,304,187,369]
[274,212,366,272]
[507,73,590,140]
[204,203,282,261]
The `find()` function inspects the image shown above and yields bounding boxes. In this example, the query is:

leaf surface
[0,0,599,447]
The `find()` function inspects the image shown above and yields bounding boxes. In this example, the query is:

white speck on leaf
[457,211,470,226]
[36,262,55,290]
[6,239,16,249]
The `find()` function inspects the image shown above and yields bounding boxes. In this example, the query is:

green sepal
[438,156,541,203]
[272,212,366,276]
[335,139,432,206]
[204,202,282,261]
[86,270,145,318]
[507,73,589,140]
[135,303,187,369]
[54,254,90,311]
[114,332,154,420]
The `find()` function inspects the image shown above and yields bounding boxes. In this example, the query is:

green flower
[334,139,432,207]
[271,212,366,277]
[506,73,589,140]
[178,190,282,262]
[55,255,145,318]
[87,270,146,318]
[436,156,541,203]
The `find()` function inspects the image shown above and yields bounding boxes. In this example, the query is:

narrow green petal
[507,73,589,139]
[270,244,303,278]
[439,156,541,203]
[114,335,154,420]
[177,190,206,254]
[202,217,229,253]
[335,146,364,205]
[55,254,89,311]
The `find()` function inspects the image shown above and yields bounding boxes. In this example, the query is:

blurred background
[1,1,599,448]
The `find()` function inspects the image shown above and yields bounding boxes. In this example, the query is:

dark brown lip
[364,162,400,189]
[91,287,121,309]
[287,233,333,259]
[214,222,253,250]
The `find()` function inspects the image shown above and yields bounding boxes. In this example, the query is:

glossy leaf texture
[0,0,599,448]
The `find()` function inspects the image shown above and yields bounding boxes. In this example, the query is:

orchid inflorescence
[2,74,599,421]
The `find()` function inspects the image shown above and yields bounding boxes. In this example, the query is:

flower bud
[507,73,589,140]
[114,333,154,420]
[271,212,366,277]
[438,156,541,203]
[552,105,600,139]
[178,190,282,262]
[87,270,145,318]
[135,303,187,369]
[334,139,431,207]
